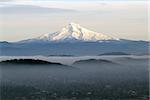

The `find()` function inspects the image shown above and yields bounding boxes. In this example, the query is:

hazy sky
[0,0,149,42]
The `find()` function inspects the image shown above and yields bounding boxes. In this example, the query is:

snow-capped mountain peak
[27,23,119,42]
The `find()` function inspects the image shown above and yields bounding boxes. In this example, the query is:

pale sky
[0,0,149,42]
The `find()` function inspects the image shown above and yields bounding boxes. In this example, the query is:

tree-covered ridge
[0,59,62,65]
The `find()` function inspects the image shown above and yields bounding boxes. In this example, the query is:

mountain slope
[20,23,119,43]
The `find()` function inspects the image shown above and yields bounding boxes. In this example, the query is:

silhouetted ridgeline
[0,59,62,65]
[73,59,117,65]
[0,40,149,56]
[98,52,130,56]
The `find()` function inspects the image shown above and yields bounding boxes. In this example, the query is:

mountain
[20,23,119,43]
[0,23,149,56]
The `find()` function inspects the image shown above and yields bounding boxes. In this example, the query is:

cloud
[0,0,147,11]
[0,4,77,14]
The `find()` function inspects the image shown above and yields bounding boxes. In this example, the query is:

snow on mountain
[21,23,119,43]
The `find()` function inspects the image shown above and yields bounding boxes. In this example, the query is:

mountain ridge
[0,40,148,56]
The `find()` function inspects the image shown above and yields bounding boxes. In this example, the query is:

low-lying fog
[0,55,149,65]
[0,55,149,99]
